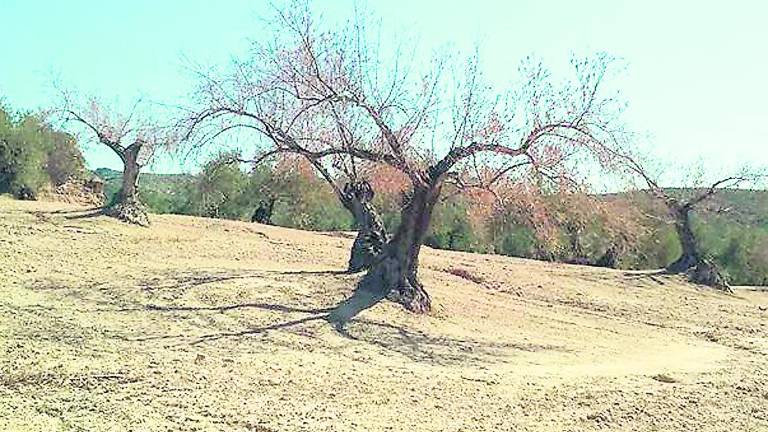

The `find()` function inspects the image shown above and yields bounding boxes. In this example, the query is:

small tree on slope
[59,93,178,226]
[606,152,766,291]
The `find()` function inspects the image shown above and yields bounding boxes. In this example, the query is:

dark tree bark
[105,144,149,226]
[688,258,732,292]
[119,146,141,203]
[666,204,700,273]
[361,183,442,313]
[15,185,37,201]
[663,202,731,292]
[252,197,276,224]
[341,181,389,273]
[595,245,619,268]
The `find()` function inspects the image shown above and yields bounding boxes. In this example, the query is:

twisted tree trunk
[666,205,699,273]
[361,183,441,313]
[665,204,731,292]
[341,181,389,273]
[119,150,140,203]
[106,145,149,226]
[252,197,276,224]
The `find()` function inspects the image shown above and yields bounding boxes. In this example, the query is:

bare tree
[608,151,765,290]
[185,6,628,313]
[183,89,390,271]
[181,12,395,272]
[59,92,178,226]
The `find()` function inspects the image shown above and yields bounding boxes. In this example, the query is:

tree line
[134,151,767,288]
[3,114,766,290]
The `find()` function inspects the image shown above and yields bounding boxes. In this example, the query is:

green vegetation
[1,101,765,286]
[697,213,768,285]
[0,104,85,198]
[98,153,354,231]
[98,152,767,286]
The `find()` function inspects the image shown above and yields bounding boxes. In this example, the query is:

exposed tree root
[666,253,699,274]
[686,258,732,293]
[386,281,431,314]
[105,198,149,227]
[361,255,432,313]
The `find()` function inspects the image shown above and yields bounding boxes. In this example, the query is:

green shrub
[0,112,51,198]
[0,105,85,198]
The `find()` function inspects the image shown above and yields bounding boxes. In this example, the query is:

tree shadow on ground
[134,269,351,294]
[124,302,335,315]
[110,269,564,365]
[269,269,351,276]
[339,318,566,365]
[29,208,104,220]
[48,207,103,214]
[621,269,679,286]
[134,272,264,294]
[23,269,563,365]
[63,210,105,220]
[121,271,387,343]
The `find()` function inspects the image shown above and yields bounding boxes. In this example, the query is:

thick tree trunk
[595,245,619,268]
[688,258,732,293]
[665,204,731,292]
[106,147,149,226]
[666,206,699,273]
[361,184,441,313]
[341,181,389,273]
[119,155,140,203]
[252,198,276,224]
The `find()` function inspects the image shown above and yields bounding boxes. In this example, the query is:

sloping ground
[1,197,767,431]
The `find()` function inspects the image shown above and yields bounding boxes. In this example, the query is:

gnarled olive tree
[607,152,765,291]
[59,93,177,226]
[186,7,628,312]
[182,27,391,272]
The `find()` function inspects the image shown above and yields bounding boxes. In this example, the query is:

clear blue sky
[1,0,766,180]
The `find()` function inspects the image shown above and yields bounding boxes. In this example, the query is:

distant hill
[601,188,768,228]
[93,168,194,201]
[93,168,193,192]
[695,188,768,227]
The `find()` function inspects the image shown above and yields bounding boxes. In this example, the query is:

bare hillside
[1,197,767,431]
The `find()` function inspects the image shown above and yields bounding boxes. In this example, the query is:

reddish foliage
[365,164,410,196]
[274,154,317,181]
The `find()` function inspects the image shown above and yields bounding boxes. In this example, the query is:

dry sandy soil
[1,197,767,431]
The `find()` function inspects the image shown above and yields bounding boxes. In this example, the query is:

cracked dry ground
[1,197,767,431]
